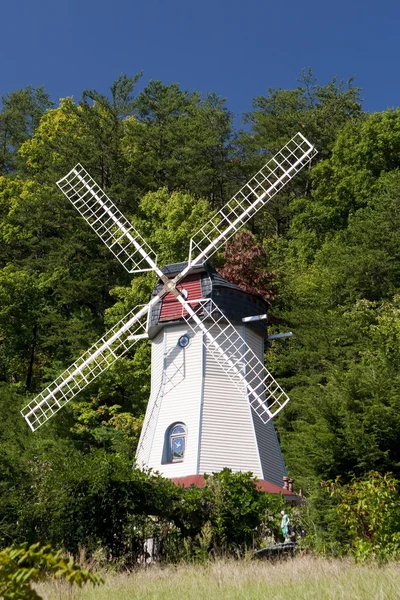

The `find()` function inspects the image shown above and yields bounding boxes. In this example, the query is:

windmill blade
[21,303,152,432]
[181,298,288,423]
[136,373,166,468]
[188,132,317,268]
[57,164,158,274]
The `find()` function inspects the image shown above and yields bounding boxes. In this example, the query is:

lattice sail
[182,299,289,423]
[189,132,317,267]
[21,305,149,431]
[136,378,165,468]
[57,164,158,274]
[23,132,315,433]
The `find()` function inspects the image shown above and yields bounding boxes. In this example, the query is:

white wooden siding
[135,330,165,467]
[146,323,204,477]
[138,321,288,485]
[199,324,263,477]
[245,328,288,486]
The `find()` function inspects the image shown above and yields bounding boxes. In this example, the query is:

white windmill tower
[21,133,316,490]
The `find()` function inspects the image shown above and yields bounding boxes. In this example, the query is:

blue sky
[2,0,399,121]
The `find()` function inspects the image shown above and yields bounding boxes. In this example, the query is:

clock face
[178,334,190,348]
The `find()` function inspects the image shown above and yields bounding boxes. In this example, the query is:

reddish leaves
[219,231,275,307]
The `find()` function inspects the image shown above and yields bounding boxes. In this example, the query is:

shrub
[0,542,103,600]
[328,471,400,561]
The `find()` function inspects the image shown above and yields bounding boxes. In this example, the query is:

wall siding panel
[199,325,263,477]
[138,320,288,486]
[135,331,164,467]
[146,323,204,477]
[245,328,288,486]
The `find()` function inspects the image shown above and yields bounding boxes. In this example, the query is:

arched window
[170,423,187,462]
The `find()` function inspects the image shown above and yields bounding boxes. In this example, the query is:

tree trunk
[26,322,37,390]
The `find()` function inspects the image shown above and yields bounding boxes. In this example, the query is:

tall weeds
[36,556,400,600]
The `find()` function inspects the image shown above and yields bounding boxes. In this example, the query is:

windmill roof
[161,262,205,276]
[203,264,244,292]
[148,261,268,339]
[160,262,244,292]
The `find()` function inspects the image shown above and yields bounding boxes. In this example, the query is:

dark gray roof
[208,268,243,290]
[161,262,205,276]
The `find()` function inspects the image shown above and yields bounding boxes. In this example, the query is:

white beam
[268,332,293,340]
[242,314,268,323]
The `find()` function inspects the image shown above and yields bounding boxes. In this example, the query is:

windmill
[21,133,316,485]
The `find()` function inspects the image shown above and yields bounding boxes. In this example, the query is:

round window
[178,334,190,348]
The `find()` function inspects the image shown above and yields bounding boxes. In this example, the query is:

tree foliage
[328,472,400,561]
[219,230,275,306]
[0,542,102,600]
[2,70,400,561]
[0,86,53,174]
[124,81,232,205]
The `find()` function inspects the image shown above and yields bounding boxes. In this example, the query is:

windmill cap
[148,261,269,340]
[161,261,206,277]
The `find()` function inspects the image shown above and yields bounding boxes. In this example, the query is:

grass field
[36,556,400,600]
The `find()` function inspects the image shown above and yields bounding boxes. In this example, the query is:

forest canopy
[1,69,400,558]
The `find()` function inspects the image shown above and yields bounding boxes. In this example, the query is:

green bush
[328,471,400,561]
[0,542,102,600]
[171,469,285,559]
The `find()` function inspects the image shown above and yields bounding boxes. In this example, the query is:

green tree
[20,74,141,198]
[0,383,33,546]
[276,238,400,486]
[238,69,362,240]
[329,472,400,561]
[136,187,211,264]
[243,69,362,160]
[0,86,52,174]
[292,108,400,245]
[268,112,400,494]
[123,81,233,204]
[0,174,127,392]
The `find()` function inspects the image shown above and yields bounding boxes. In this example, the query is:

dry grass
[36,556,400,600]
